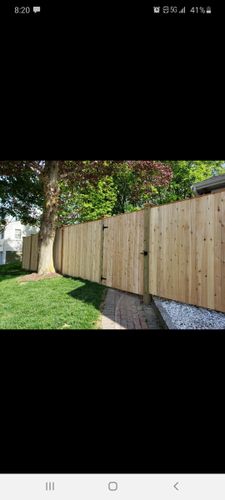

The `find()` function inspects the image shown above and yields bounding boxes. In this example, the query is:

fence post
[61,227,64,274]
[37,233,40,272]
[143,205,152,305]
[29,235,33,271]
[22,237,25,269]
[99,219,105,284]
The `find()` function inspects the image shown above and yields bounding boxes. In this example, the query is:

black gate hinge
[101,276,107,281]
[103,225,108,230]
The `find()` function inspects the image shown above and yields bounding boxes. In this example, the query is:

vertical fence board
[22,236,31,270]
[214,193,222,311]
[22,234,39,271]
[189,198,197,305]
[156,207,161,297]
[138,211,145,294]
[207,194,215,310]
[149,206,158,295]
[221,193,225,312]
[196,196,207,307]
[143,207,150,304]
[30,234,39,271]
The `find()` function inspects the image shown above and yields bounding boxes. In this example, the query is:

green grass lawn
[0,263,106,330]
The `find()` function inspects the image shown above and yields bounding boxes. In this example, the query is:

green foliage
[151,160,225,205]
[1,161,224,229]
[64,160,224,220]
[0,168,43,226]
[111,161,172,213]
[77,177,117,222]
[58,161,173,223]
[59,177,117,224]
[111,163,136,214]
[0,160,172,223]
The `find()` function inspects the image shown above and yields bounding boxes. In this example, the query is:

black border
[0,329,225,473]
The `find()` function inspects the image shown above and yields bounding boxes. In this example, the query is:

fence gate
[101,211,145,295]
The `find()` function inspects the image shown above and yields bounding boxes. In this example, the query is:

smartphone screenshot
[0,160,225,498]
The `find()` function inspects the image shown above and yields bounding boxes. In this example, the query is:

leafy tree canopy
[0,160,172,225]
[150,160,225,205]
[58,161,172,224]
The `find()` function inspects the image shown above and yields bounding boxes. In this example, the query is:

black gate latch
[140,251,148,256]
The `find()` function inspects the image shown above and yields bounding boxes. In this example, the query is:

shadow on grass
[0,262,22,272]
[67,278,106,311]
[0,272,28,282]
[0,264,33,283]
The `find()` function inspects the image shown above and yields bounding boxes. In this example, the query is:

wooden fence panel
[30,234,39,271]
[62,220,102,283]
[214,192,225,312]
[102,211,144,295]
[149,192,225,312]
[22,236,32,270]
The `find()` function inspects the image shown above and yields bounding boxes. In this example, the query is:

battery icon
[33,6,41,12]
[206,6,211,13]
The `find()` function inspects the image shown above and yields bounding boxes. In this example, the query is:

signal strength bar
[179,6,186,13]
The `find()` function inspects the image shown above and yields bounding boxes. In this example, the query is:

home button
[108,482,118,492]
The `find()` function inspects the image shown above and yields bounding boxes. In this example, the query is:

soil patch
[18,272,62,283]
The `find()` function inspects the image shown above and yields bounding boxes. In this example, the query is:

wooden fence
[102,211,144,295]
[57,220,103,283]
[22,190,225,313]
[22,233,39,271]
[149,192,225,313]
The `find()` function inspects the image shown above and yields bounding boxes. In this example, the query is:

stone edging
[151,296,177,330]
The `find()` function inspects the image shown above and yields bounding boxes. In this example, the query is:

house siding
[0,220,39,265]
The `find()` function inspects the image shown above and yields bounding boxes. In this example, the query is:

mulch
[18,272,62,282]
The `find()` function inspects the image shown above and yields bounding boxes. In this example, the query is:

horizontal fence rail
[22,190,225,313]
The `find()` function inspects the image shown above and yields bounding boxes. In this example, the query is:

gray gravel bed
[153,296,225,330]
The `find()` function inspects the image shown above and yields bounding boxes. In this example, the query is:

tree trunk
[38,161,60,274]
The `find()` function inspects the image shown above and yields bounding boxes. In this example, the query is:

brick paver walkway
[101,289,163,330]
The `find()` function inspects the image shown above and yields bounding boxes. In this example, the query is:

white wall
[0,220,39,265]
